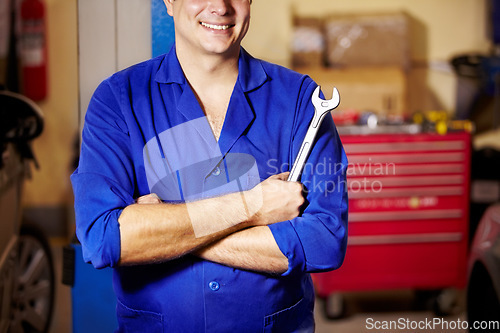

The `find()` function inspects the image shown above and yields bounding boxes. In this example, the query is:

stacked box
[324,12,410,68]
[292,17,325,68]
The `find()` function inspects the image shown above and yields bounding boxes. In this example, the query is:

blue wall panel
[152,0,175,57]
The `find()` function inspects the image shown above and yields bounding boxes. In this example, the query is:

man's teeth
[201,22,231,30]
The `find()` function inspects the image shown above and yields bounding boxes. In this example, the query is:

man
[71,0,348,331]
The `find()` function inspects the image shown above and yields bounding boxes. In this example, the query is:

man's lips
[200,22,235,30]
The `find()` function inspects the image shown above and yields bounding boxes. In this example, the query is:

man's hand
[246,172,304,226]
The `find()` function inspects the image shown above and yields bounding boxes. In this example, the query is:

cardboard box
[324,12,410,68]
[292,17,325,68]
[296,66,408,117]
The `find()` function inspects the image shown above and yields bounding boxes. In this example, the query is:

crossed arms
[118,172,303,274]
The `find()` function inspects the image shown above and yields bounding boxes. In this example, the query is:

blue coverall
[71,46,348,332]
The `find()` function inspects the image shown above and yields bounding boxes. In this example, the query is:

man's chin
[200,40,241,57]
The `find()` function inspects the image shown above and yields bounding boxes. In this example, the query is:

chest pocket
[116,299,163,333]
[263,297,315,333]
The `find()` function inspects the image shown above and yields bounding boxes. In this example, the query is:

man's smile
[200,22,235,30]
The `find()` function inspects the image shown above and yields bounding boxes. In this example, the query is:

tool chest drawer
[313,131,471,296]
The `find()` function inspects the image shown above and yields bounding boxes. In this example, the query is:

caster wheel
[323,293,345,320]
[433,288,458,317]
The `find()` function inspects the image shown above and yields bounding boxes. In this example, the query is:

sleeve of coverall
[268,79,349,276]
[70,78,135,269]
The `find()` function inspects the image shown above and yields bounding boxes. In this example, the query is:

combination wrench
[287,86,340,182]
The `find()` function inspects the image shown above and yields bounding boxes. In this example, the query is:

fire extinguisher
[20,0,47,101]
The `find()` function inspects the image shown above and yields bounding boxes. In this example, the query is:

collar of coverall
[154,44,269,93]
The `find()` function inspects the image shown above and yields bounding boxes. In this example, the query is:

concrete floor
[314,292,467,333]
[49,243,467,333]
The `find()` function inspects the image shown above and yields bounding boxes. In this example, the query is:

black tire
[9,223,55,333]
[467,263,500,331]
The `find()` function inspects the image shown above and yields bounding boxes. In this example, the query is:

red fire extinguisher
[20,0,47,101]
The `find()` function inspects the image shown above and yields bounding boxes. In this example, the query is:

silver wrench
[288,86,340,182]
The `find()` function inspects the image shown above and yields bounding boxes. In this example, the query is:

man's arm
[195,226,288,274]
[118,172,302,266]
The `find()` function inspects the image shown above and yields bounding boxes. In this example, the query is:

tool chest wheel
[433,288,458,317]
[414,288,458,316]
[322,293,346,320]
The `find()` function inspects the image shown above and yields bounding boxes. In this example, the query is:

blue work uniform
[71,46,348,333]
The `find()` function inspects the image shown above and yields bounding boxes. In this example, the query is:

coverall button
[212,167,221,176]
[208,281,220,291]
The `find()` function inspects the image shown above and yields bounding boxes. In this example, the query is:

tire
[9,223,55,333]
[467,263,500,331]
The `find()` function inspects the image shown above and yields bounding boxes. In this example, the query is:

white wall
[78,0,152,129]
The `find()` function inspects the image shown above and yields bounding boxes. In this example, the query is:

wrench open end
[287,85,341,182]
[312,86,340,111]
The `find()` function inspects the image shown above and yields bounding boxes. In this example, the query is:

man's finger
[136,193,162,204]
[269,172,290,181]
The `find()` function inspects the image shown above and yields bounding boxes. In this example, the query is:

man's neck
[175,43,240,141]
[176,44,240,91]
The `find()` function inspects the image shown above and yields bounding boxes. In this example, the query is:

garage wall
[22,0,78,236]
[245,0,491,113]
[290,0,490,61]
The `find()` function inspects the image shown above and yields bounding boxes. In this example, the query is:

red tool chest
[313,129,471,316]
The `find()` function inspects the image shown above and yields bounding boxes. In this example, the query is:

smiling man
[71,0,348,332]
